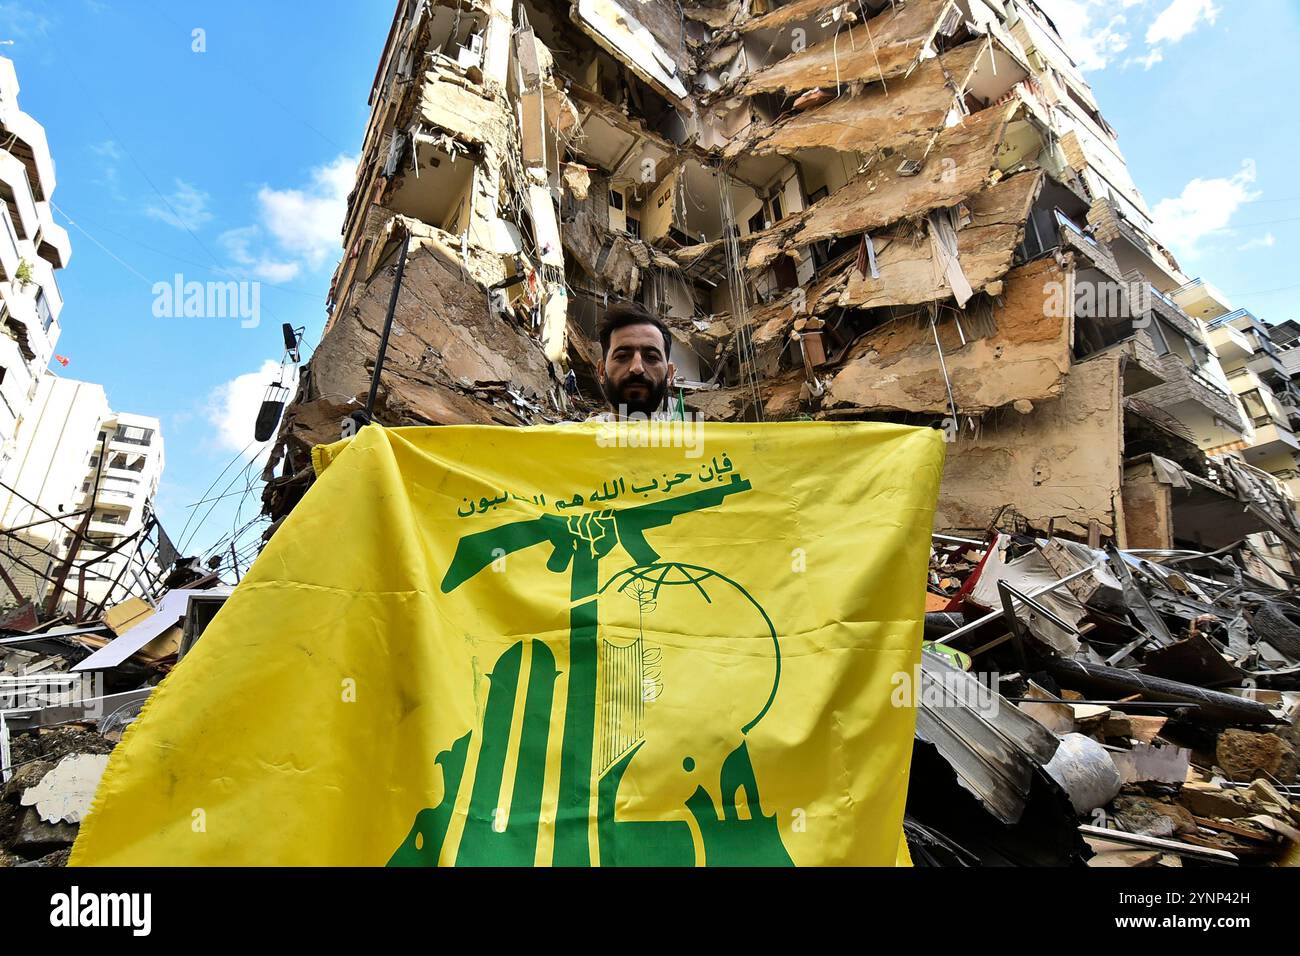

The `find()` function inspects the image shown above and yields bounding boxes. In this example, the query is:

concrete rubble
[259,0,1300,573]
[169,0,1300,867]
[908,531,1300,866]
[0,585,230,865]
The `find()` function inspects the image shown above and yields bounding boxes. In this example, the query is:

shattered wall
[261,0,1292,554]
[936,350,1126,541]
[825,257,1071,417]
[1121,458,1173,550]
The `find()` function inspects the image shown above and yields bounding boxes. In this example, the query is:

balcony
[1278,391,1300,430]
[1131,356,1249,448]
[0,205,18,280]
[0,152,38,238]
[1208,323,1254,364]
[0,289,41,360]
[1245,418,1300,459]
[1246,346,1290,383]
[103,464,145,482]
[108,435,153,453]
[35,202,70,269]
[1225,365,1265,396]
[96,487,136,507]
[1188,363,1233,401]
[1172,278,1233,323]
[0,97,57,200]
[80,530,124,554]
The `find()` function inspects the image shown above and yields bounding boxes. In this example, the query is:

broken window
[1145,317,1171,357]
[115,426,153,447]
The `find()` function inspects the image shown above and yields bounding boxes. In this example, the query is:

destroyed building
[258,0,1300,568]
[4,2,1300,869]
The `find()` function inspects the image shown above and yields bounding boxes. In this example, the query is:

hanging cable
[927,303,958,427]
[717,167,764,421]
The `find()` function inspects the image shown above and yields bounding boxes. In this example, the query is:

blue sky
[1,0,1297,568]
[1039,0,1300,307]
[1,0,388,566]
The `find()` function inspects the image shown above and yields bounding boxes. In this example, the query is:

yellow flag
[72,421,944,866]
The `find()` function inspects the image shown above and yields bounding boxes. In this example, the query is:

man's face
[599,322,676,417]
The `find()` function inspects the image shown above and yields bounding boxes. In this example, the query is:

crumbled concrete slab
[1217,729,1298,784]
[740,0,947,95]
[20,752,110,824]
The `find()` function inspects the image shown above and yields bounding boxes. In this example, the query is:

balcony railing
[1190,365,1232,399]
[1150,285,1182,314]
[1252,415,1289,430]
[1054,209,1096,247]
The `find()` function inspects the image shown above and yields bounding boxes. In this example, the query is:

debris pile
[0,585,230,865]
[259,1,1300,654]
[908,532,1300,867]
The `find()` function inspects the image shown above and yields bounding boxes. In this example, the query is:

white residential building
[0,376,164,612]
[0,55,71,477]
[0,55,169,614]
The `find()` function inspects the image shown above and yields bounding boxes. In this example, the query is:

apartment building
[0,376,165,613]
[0,55,173,615]
[0,55,72,477]
[1190,287,1300,501]
[260,0,1300,561]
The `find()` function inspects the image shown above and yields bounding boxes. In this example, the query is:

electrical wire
[48,201,153,286]
[50,204,326,301]
[174,440,260,552]
[183,459,262,559]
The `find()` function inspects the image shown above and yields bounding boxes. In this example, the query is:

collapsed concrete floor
[261,0,1300,570]
[8,0,1300,872]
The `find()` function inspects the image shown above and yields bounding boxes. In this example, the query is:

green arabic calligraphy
[390,472,793,866]
[455,454,738,517]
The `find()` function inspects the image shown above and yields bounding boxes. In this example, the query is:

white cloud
[251,260,302,284]
[1238,232,1276,252]
[1146,0,1219,46]
[89,140,124,196]
[221,154,355,284]
[256,154,355,269]
[1034,1,1134,71]
[0,3,52,40]
[145,180,213,231]
[1038,0,1221,72]
[90,140,122,162]
[1153,159,1260,255]
[219,226,302,283]
[205,360,299,456]
[1127,47,1164,70]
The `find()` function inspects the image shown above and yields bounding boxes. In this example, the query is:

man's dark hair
[598,302,671,360]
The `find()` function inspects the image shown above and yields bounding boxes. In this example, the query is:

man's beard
[603,373,667,417]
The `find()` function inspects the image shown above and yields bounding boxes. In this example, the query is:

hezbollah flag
[72,421,943,866]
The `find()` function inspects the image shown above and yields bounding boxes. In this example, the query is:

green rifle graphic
[389,473,793,866]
